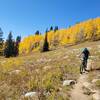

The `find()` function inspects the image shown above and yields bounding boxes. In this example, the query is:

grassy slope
[0,41,100,99]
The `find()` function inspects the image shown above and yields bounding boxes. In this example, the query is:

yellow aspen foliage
[19,17,100,54]
[19,35,43,54]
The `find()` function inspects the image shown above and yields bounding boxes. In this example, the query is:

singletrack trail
[70,73,91,100]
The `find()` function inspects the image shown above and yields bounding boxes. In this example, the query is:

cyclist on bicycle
[80,48,90,74]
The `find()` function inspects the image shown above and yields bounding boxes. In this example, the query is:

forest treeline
[19,17,100,54]
[0,29,21,57]
[0,17,100,57]
[0,28,49,57]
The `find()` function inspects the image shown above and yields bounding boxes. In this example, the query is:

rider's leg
[83,61,86,72]
[80,60,84,74]
[80,61,83,74]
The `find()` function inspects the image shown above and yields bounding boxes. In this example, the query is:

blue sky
[0,0,100,39]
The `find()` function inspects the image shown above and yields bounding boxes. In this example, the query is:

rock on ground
[63,80,76,86]
[25,92,39,100]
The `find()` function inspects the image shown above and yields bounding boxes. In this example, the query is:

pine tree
[42,29,49,52]
[0,28,4,55]
[35,30,40,35]
[4,32,15,57]
[54,26,58,32]
[50,26,53,31]
[14,36,21,56]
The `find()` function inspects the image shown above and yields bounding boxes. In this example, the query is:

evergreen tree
[4,32,15,57]
[35,30,40,35]
[54,26,58,32]
[14,36,21,56]
[0,28,4,55]
[42,29,49,52]
[50,26,53,31]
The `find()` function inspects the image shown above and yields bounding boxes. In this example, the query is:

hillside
[19,17,100,54]
[0,41,100,99]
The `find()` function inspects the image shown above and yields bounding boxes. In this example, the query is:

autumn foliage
[19,17,100,54]
[19,35,43,54]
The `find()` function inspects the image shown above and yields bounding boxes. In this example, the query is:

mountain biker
[80,48,90,74]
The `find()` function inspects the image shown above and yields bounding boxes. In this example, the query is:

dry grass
[0,41,100,99]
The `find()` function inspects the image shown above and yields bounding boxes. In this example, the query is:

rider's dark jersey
[82,49,90,60]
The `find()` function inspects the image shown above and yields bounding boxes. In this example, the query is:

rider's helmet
[82,48,88,52]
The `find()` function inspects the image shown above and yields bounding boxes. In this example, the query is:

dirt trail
[70,73,91,100]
